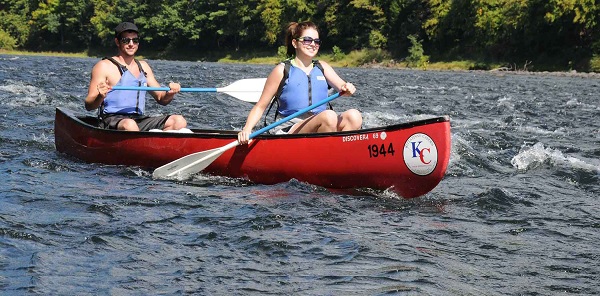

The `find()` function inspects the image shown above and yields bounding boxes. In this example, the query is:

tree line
[1,0,599,71]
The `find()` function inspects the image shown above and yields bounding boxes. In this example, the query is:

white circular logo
[403,133,438,176]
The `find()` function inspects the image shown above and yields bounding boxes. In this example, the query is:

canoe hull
[55,108,451,198]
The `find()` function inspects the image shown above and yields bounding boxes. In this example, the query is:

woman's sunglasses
[296,36,321,46]
[120,37,140,44]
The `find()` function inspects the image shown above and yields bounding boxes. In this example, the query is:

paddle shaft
[153,92,343,178]
[110,78,267,103]
[249,92,341,139]
[112,86,218,92]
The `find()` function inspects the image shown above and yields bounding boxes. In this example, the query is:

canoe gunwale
[56,107,450,139]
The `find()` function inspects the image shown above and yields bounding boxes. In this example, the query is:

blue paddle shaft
[250,92,341,139]
[112,86,217,92]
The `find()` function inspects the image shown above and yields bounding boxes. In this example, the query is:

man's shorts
[99,114,170,131]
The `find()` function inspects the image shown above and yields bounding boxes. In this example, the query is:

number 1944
[368,143,395,158]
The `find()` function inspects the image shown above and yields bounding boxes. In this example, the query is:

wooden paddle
[152,92,343,179]
[111,78,266,103]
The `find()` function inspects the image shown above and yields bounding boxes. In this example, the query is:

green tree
[0,0,598,71]
[539,0,599,65]
[260,0,284,45]
[28,0,92,51]
[324,0,386,50]
[406,34,429,68]
[89,0,120,47]
[0,0,31,47]
[0,29,17,49]
[383,0,429,56]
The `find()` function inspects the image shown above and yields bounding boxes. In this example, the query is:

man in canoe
[237,21,362,144]
[85,21,187,132]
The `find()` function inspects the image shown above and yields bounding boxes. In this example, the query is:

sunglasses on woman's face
[120,37,140,44]
[296,36,321,46]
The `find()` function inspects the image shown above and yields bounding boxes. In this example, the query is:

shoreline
[2,49,599,78]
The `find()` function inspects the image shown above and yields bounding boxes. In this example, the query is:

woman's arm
[237,63,285,144]
[319,60,356,96]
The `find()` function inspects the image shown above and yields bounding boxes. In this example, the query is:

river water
[1,55,598,295]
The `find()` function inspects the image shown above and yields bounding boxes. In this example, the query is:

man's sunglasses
[120,37,140,44]
[296,36,321,46]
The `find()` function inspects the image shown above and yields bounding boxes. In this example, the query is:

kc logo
[411,142,431,164]
[403,133,438,175]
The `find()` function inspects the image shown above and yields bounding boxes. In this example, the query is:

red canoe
[54,107,451,198]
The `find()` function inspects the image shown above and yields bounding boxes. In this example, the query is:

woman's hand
[237,129,252,145]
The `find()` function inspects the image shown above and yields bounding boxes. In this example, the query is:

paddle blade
[152,140,239,179]
[152,148,222,179]
[217,78,266,103]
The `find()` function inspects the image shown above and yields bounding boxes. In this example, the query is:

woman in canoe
[237,21,362,144]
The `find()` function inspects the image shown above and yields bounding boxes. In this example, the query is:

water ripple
[1,55,599,295]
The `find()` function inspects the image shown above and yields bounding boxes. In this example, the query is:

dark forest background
[1,0,599,71]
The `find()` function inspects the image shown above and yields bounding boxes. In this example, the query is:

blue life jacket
[100,57,148,115]
[277,60,329,117]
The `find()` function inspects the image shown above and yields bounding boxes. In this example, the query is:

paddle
[152,92,343,179]
[111,78,266,103]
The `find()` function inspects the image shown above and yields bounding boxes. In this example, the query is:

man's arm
[142,61,180,106]
[84,61,110,111]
